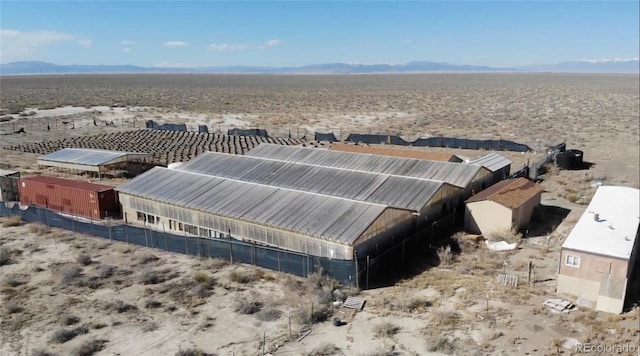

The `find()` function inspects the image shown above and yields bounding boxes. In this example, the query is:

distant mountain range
[1,59,638,75]
[521,58,639,73]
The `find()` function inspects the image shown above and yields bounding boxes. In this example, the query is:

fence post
[90,215,94,236]
[183,230,188,254]
[329,258,332,275]
[366,255,370,290]
[125,224,129,244]
[251,241,255,266]
[354,251,360,290]
[277,251,281,272]
[162,223,168,251]
[44,207,50,227]
[144,221,149,247]
[107,217,112,242]
[197,236,201,257]
[306,253,310,277]
[228,237,233,264]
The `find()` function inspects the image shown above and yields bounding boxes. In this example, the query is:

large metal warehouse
[175,152,461,225]
[246,143,494,196]
[38,148,151,179]
[117,167,415,259]
[116,144,497,262]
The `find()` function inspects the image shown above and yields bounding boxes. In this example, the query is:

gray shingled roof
[246,144,486,188]
[177,152,454,212]
[116,167,387,245]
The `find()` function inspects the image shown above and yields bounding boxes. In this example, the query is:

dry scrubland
[1,74,639,354]
[1,212,638,355]
[1,73,638,187]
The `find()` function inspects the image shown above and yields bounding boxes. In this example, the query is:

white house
[557,186,640,313]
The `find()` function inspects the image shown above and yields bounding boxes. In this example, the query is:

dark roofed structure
[329,143,462,162]
[466,177,543,209]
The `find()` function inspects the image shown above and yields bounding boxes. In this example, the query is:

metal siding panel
[248,190,315,227]
[39,148,149,168]
[326,204,382,243]
[278,193,329,231]
[178,152,439,211]
[117,167,385,243]
[469,153,512,172]
[18,178,114,219]
[247,144,481,188]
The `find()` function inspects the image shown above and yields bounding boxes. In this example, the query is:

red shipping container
[19,176,119,219]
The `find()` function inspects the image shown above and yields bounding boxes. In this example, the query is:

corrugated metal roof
[329,144,461,162]
[177,152,451,212]
[20,175,115,192]
[469,153,512,172]
[246,144,485,188]
[465,178,543,209]
[0,169,19,177]
[562,186,639,259]
[116,167,388,245]
[38,148,150,170]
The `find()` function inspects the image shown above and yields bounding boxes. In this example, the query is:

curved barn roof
[38,148,150,172]
[246,144,487,188]
[177,152,455,212]
[116,167,388,245]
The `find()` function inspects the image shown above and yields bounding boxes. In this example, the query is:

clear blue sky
[1,1,638,67]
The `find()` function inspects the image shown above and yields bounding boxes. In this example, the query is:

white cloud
[208,43,247,51]
[163,41,188,47]
[121,40,136,45]
[258,39,283,49]
[77,39,93,47]
[578,57,639,63]
[0,29,92,62]
[123,48,133,53]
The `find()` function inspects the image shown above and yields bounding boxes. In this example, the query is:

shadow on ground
[361,233,463,289]
[527,204,571,237]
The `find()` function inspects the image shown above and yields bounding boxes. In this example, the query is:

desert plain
[0,73,638,355]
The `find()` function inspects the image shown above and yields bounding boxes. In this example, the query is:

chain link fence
[359,210,459,288]
[0,203,358,286]
[511,142,566,180]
